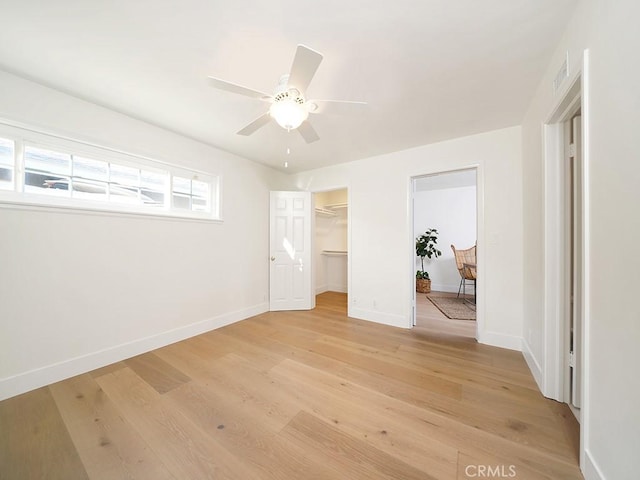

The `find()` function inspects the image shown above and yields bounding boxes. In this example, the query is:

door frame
[541,49,590,470]
[409,165,483,339]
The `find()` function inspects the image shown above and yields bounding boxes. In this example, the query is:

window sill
[0,194,223,224]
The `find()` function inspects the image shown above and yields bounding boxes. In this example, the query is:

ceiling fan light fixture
[270,98,308,130]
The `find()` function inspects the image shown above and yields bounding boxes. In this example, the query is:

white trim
[0,302,268,401]
[478,331,522,352]
[583,450,605,480]
[579,48,591,475]
[541,49,591,478]
[327,283,348,293]
[542,120,565,400]
[0,192,224,223]
[350,307,408,329]
[430,282,475,294]
[522,339,543,389]
[542,58,584,401]
[316,284,329,294]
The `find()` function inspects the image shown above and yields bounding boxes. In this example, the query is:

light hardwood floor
[0,292,582,479]
[415,291,477,338]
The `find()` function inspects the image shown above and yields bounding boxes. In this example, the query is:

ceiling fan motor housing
[274,74,305,104]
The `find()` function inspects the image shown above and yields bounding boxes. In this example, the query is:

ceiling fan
[207,45,366,144]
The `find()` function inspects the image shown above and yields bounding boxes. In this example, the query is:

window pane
[192,180,209,212]
[109,184,142,205]
[172,176,191,194]
[0,138,14,190]
[141,169,166,206]
[24,146,71,196]
[70,156,109,201]
[73,156,108,181]
[109,164,140,204]
[71,180,108,201]
[172,193,191,210]
[172,176,191,210]
[110,164,139,187]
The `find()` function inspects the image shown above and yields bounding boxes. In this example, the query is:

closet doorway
[412,170,478,338]
[314,188,349,304]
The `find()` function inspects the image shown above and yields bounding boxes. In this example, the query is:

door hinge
[569,351,575,368]
[569,143,577,158]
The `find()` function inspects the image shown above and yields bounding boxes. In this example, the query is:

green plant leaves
[415,228,442,278]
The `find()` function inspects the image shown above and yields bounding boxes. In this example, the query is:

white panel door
[270,191,313,311]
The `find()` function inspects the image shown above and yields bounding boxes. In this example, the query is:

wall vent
[553,52,569,94]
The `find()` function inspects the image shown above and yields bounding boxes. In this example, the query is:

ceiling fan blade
[297,120,320,144]
[309,99,368,115]
[208,76,272,101]
[288,45,323,93]
[237,112,271,136]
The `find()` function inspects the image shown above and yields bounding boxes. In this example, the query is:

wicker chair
[451,244,476,298]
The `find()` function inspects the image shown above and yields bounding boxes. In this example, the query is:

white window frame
[0,120,221,222]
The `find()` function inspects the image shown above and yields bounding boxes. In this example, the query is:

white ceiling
[0,0,577,173]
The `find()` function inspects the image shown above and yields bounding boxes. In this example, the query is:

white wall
[293,126,523,351]
[521,0,640,478]
[414,184,477,293]
[0,70,288,400]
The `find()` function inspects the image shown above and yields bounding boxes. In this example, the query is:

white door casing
[570,114,583,409]
[270,191,314,311]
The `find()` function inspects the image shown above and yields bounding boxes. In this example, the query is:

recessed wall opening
[412,169,478,338]
[313,188,349,306]
[543,70,585,427]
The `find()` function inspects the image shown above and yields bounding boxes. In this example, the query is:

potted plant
[416,228,442,293]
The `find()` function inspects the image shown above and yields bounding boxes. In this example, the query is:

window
[0,138,15,190]
[71,156,109,202]
[172,176,210,212]
[0,125,219,220]
[24,146,72,197]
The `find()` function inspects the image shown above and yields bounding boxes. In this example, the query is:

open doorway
[313,188,349,308]
[412,170,478,338]
[542,67,586,428]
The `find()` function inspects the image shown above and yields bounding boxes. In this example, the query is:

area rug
[426,294,476,321]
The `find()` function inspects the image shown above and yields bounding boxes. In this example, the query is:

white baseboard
[0,302,269,401]
[584,449,606,480]
[430,282,474,294]
[316,284,328,294]
[583,449,605,480]
[327,283,347,293]
[478,331,522,352]
[349,306,409,329]
[522,339,543,391]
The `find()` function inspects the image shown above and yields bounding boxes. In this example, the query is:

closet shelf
[323,202,348,210]
[315,207,337,217]
[321,250,348,256]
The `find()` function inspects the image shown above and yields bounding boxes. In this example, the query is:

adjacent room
[1,1,639,479]
[413,170,477,338]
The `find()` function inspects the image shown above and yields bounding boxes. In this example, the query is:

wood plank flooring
[416,291,476,338]
[0,292,582,479]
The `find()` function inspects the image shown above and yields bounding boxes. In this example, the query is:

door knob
[271,256,276,261]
